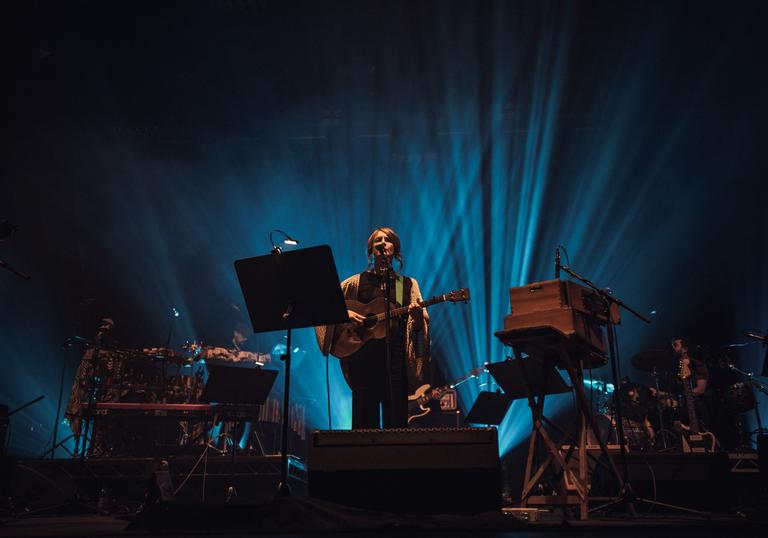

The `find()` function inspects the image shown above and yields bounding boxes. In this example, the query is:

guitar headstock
[445,288,470,303]
[468,366,485,377]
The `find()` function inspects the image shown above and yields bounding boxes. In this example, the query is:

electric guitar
[331,288,470,359]
[677,357,716,453]
[407,367,485,424]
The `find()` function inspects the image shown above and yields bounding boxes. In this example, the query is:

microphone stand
[79,330,105,460]
[28,328,109,516]
[277,314,293,497]
[650,367,672,451]
[47,338,77,459]
[559,264,707,517]
[728,363,767,446]
[379,251,396,428]
[0,259,30,280]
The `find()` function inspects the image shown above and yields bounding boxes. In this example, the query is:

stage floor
[1,506,768,538]
[2,454,766,536]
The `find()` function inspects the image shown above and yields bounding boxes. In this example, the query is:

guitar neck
[375,294,449,321]
[680,376,700,434]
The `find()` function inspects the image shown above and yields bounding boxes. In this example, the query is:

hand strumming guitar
[408,302,428,330]
[347,310,366,326]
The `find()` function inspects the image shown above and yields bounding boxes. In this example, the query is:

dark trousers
[348,339,408,429]
[351,382,407,429]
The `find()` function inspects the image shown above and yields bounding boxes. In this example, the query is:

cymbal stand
[650,367,673,451]
[559,264,708,517]
[729,364,768,445]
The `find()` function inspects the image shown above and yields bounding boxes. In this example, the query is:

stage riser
[310,468,500,514]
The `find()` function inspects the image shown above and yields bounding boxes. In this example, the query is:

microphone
[555,247,561,280]
[375,243,385,254]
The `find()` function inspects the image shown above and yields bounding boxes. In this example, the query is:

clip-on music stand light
[235,245,348,497]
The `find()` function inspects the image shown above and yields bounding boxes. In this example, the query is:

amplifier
[308,427,500,514]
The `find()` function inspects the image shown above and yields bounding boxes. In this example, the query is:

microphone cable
[326,354,333,429]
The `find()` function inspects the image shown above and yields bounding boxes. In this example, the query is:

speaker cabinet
[308,427,500,514]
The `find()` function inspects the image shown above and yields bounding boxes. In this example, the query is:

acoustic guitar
[331,288,470,358]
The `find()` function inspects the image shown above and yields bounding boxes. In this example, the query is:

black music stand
[235,245,348,497]
[167,366,277,504]
[465,392,512,426]
[201,366,277,406]
[202,366,277,501]
[487,357,570,400]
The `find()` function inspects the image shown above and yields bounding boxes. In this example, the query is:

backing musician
[652,337,711,432]
[316,227,430,429]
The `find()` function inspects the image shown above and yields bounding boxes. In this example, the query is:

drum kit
[584,346,765,452]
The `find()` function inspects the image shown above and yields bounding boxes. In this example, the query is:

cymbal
[720,341,755,349]
[630,349,676,372]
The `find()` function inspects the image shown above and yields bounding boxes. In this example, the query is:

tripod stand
[557,264,709,518]
[728,363,767,446]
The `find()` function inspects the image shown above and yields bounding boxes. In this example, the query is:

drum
[588,413,655,451]
[722,382,756,413]
[613,381,654,423]
[589,414,618,445]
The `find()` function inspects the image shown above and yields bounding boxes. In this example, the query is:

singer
[315,227,430,428]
